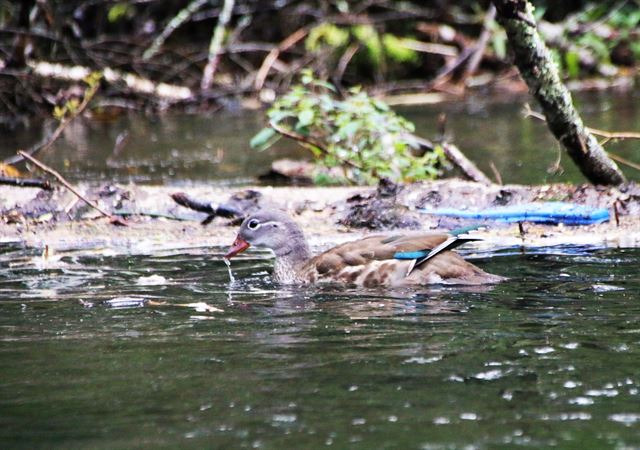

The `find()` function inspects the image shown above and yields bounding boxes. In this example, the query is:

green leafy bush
[251,72,444,185]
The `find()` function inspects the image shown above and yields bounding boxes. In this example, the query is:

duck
[225,210,504,287]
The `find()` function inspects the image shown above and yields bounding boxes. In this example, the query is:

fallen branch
[171,192,241,218]
[0,176,53,190]
[17,151,127,226]
[405,134,493,184]
[372,32,478,96]
[201,0,236,90]
[27,61,193,101]
[254,27,309,91]
[421,40,478,92]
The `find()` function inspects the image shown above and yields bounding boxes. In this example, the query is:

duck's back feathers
[298,232,503,287]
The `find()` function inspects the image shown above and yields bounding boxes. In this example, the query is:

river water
[1,91,638,185]
[1,92,639,448]
[0,244,639,447]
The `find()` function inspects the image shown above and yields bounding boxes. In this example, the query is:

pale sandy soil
[1,180,639,257]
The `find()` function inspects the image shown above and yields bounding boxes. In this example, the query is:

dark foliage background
[0,1,637,121]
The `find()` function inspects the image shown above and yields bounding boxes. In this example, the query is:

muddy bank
[1,179,639,256]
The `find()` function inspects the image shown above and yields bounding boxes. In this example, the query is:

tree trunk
[492,0,625,186]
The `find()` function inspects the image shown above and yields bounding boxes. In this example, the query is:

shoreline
[1,180,639,256]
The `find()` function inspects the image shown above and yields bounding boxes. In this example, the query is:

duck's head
[225,210,307,258]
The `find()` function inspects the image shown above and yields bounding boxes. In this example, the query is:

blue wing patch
[394,251,429,260]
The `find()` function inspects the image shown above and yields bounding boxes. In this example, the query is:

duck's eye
[247,219,260,230]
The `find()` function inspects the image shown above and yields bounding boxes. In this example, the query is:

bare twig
[422,43,477,92]
[524,104,640,172]
[143,0,209,61]
[607,152,640,172]
[547,144,564,175]
[489,161,503,185]
[171,192,240,217]
[201,0,236,90]
[587,127,640,140]
[269,121,365,172]
[335,43,360,83]
[396,40,458,57]
[524,105,640,139]
[463,4,496,81]
[17,151,127,226]
[254,27,309,91]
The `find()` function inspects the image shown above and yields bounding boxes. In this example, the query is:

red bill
[225,236,250,258]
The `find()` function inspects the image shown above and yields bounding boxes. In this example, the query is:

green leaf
[311,79,338,92]
[382,34,419,64]
[305,24,349,52]
[492,31,507,60]
[108,3,131,22]
[338,121,359,138]
[250,127,278,150]
[352,24,383,65]
[267,110,294,123]
[297,109,314,127]
[564,51,580,78]
[372,99,389,111]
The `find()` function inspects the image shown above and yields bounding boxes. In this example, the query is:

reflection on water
[1,91,638,185]
[1,244,639,448]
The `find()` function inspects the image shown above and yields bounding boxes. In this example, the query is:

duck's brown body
[294,233,502,287]
[226,210,504,287]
